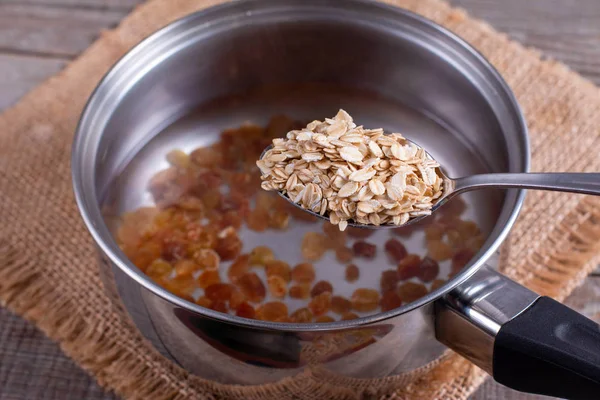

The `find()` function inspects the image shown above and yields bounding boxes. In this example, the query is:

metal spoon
[260,143,600,229]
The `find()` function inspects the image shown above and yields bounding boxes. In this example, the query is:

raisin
[451,248,475,274]
[236,272,266,303]
[427,240,453,261]
[352,241,376,259]
[229,290,246,310]
[265,260,291,282]
[418,257,440,282]
[315,315,336,323]
[424,224,445,241]
[289,284,311,299]
[309,292,332,316]
[445,229,464,249]
[198,270,221,289]
[457,220,480,239]
[346,227,374,239]
[173,259,200,277]
[146,259,172,280]
[323,222,347,248]
[210,300,228,313]
[219,210,243,230]
[215,229,242,261]
[397,282,428,303]
[195,296,212,308]
[292,263,316,283]
[188,230,217,252]
[290,307,313,323]
[351,289,380,312]
[235,302,256,319]
[267,275,287,298]
[331,296,352,315]
[341,312,359,321]
[249,246,275,266]
[345,264,360,283]
[205,283,235,302]
[335,247,353,263]
[246,208,269,232]
[384,239,407,262]
[380,291,402,312]
[466,236,485,253]
[166,275,197,297]
[269,211,290,230]
[310,280,333,297]
[191,249,220,270]
[256,301,288,321]
[380,270,400,292]
[302,232,329,261]
[430,279,446,291]
[228,254,250,283]
[397,254,421,280]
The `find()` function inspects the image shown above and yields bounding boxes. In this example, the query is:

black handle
[494,296,600,399]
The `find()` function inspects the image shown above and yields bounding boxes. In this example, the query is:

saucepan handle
[435,266,600,399]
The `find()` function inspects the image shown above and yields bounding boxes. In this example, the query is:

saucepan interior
[73,0,527,331]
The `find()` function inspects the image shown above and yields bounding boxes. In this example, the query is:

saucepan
[72,0,600,398]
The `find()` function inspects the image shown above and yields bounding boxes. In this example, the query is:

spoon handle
[453,173,600,196]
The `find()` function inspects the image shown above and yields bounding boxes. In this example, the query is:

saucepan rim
[72,0,529,331]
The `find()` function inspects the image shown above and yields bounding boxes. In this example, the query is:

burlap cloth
[1,0,600,399]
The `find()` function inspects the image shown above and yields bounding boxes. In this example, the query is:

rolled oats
[258,110,443,230]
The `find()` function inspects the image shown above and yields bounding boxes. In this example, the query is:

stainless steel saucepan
[72,1,600,398]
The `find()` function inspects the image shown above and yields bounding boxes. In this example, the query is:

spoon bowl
[260,139,600,230]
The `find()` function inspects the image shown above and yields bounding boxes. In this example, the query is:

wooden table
[0,1,598,399]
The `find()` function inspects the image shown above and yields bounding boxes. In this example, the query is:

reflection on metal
[436,266,539,373]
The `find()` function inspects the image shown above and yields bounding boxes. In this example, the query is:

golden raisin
[267,275,288,298]
[210,300,228,313]
[229,290,246,310]
[215,228,242,261]
[290,307,313,323]
[335,247,353,263]
[235,302,256,319]
[397,254,421,280]
[191,248,220,270]
[380,270,399,292]
[418,257,440,282]
[198,269,221,289]
[351,289,380,312]
[190,146,223,168]
[227,254,250,283]
[265,260,291,282]
[431,279,446,291]
[269,210,290,230]
[424,224,445,241]
[246,208,269,232]
[352,241,377,259]
[341,312,359,321]
[205,283,235,302]
[166,275,198,297]
[309,292,332,316]
[331,296,352,315]
[445,229,465,249]
[310,280,333,297]
[236,272,266,303]
[380,291,402,312]
[190,229,217,250]
[397,282,428,304]
[427,240,453,261]
[457,220,480,239]
[384,239,407,262]
[166,149,190,169]
[249,246,275,266]
[292,263,316,283]
[345,264,360,283]
[289,284,311,299]
[146,259,172,280]
[315,315,335,323]
[256,301,288,321]
[173,259,200,277]
[196,296,212,308]
[301,232,329,261]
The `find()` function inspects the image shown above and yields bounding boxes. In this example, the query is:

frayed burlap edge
[1,0,600,399]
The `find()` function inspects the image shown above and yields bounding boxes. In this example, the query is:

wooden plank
[0,3,130,57]
[450,0,600,84]
[0,53,66,109]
